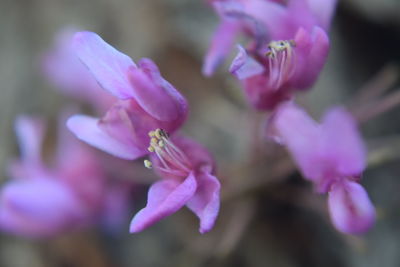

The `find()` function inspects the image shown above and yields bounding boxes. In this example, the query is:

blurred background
[1,0,400,266]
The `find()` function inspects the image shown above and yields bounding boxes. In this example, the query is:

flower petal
[0,179,84,237]
[230,45,264,80]
[186,171,220,233]
[72,31,136,99]
[243,0,289,40]
[67,114,144,160]
[202,20,241,76]
[321,107,366,176]
[292,27,329,89]
[127,61,186,122]
[129,173,197,233]
[268,102,324,181]
[41,29,113,112]
[328,181,375,234]
[306,0,337,30]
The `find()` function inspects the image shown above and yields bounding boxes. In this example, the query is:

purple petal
[285,0,318,33]
[242,73,293,110]
[243,0,289,40]
[268,102,324,182]
[67,114,144,160]
[129,173,197,233]
[230,45,264,80]
[328,181,375,234]
[15,116,46,164]
[127,64,184,122]
[202,20,241,76]
[168,135,216,173]
[306,0,337,30]
[41,29,113,112]
[321,107,366,176]
[292,27,329,89]
[0,179,84,237]
[72,31,136,99]
[186,171,220,234]
[138,58,188,122]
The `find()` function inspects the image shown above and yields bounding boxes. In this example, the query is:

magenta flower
[130,129,220,234]
[0,116,106,238]
[268,102,375,234]
[204,0,335,110]
[67,32,188,160]
[42,29,114,112]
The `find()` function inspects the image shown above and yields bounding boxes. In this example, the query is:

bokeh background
[1,0,400,266]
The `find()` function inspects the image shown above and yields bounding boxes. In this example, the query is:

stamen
[144,159,153,169]
[265,40,296,89]
[143,129,192,176]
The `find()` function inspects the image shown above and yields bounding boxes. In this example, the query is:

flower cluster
[203,0,376,234]
[0,0,378,240]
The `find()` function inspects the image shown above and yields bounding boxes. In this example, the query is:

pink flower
[0,116,106,238]
[268,102,375,234]
[130,129,221,234]
[42,29,114,112]
[67,32,188,160]
[204,0,335,110]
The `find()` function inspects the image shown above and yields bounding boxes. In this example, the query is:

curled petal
[328,181,375,234]
[230,45,264,80]
[129,173,197,233]
[72,31,136,99]
[321,107,366,176]
[186,171,220,233]
[127,64,186,122]
[67,114,144,160]
[203,20,241,76]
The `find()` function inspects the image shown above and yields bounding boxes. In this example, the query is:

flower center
[143,129,192,177]
[265,40,296,90]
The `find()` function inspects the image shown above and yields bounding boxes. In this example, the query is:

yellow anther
[151,137,158,145]
[148,130,156,137]
[158,140,165,147]
[144,159,153,169]
[148,146,155,152]
[266,40,295,58]
[155,129,163,139]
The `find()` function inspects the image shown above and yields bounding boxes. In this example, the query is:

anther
[151,137,158,145]
[158,140,165,147]
[144,159,153,169]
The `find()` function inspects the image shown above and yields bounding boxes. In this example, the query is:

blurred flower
[204,0,335,110]
[42,29,114,112]
[67,32,188,160]
[130,129,220,234]
[268,102,375,234]
[0,116,106,238]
